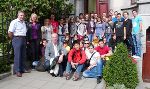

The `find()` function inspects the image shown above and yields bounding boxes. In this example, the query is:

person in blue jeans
[65,40,86,81]
[83,44,103,84]
[132,10,143,58]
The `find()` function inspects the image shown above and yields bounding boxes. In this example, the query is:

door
[142,26,150,82]
[96,0,108,16]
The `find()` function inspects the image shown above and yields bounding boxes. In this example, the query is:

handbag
[35,61,45,72]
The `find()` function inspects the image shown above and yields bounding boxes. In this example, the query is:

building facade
[70,0,150,83]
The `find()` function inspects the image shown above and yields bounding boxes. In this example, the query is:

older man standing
[8,11,27,77]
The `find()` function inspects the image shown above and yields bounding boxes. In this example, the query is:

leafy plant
[0,0,74,20]
[0,59,11,74]
[103,43,139,89]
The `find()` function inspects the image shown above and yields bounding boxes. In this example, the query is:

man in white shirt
[83,44,103,84]
[8,11,27,77]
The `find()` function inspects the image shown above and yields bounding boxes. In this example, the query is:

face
[74,44,80,50]
[117,14,121,20]
[84,41,90,48]
[52,34,58,44]
[44,19,49,25]
[97,18,101,22]
[18,12,25,21]
[99,41,104,48]
[60,19,64,24]
[123,13,128,19]
[102,13,107,17]
[94,14,98,18]
[132,11,137,17]
[70,17,74,22]
[65,36,69,40]
[31,14,37,22]
[51,15,55,20]
[89,47,94,53]
[85,14,89,20]
[114,11,118,17]
[113,35,116,39]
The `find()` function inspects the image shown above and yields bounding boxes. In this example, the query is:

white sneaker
[132,55,141,59]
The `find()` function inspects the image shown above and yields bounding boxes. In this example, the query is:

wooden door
[142,26,150,82]
[96,0,108,16]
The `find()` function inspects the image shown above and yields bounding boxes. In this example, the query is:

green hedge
[0,59,11,74]
[103,43,139,89]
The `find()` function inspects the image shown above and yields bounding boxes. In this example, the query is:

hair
[132,9,137,12]
[42,38,48,43]
[17,10,24,16]
[73,40,80,46]
[89,43,94,48]
[117,13,121,16]
[99,39,104,42]
[123,11,129,15]
[30,13,38,22]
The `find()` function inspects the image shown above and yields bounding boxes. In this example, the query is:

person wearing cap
[64,40,86,81]
[83,44,101,84]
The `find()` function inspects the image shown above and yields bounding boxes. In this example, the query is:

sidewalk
[0,71,105,89]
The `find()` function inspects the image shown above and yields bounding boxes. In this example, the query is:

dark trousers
[124,36,135,55]
[116,36,124,44]
[12,37,26,73]
[30,39,40,61]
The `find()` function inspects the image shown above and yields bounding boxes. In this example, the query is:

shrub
[103,43,139,89]
[0,59,11,74]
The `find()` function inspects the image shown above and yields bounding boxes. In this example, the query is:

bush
[0,59,11,74]
[103,43,139,89]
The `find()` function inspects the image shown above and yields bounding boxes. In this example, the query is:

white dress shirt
[8,18,27,36]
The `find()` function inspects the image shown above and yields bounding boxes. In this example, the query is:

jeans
[12,37,26,73]
[105,33,111,43]
[88,34,94,42]
[83,59,103,78]
[132,34,142,56]
[66,62,83,75]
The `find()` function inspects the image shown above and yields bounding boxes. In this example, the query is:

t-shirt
[132,16,142,34]
[114,20,124,37]
[49,20,59,33]
[112,17,124,23]
[95,46,110,55]
[89,51,100,65]
[123,19,132,37]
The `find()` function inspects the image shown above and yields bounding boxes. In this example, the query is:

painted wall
[109,0,131,12]
[75,0,84,16]
[88,0,96,13]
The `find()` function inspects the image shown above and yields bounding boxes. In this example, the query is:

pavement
[0,71,105,89]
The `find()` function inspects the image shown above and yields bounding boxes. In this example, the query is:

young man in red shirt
[65,40,86,81]
[95,39,112,84]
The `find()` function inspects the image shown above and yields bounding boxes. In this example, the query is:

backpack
[35,61,45,72]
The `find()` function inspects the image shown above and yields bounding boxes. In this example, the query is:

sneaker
[97,76,102,84]
[132,55,140,59]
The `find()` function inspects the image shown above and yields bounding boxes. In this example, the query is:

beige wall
[88,0,96,13]
[109,0,131,12]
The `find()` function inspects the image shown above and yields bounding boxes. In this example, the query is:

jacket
[68,48,86,64]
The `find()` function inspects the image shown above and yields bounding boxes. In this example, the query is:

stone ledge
[0,72,11,80]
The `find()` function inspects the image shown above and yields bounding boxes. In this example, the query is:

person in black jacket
[26,13,41,68]
[108,33,117,52]
[123,11,135,55]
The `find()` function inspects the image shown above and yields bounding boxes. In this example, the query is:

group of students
[8,9,142,84]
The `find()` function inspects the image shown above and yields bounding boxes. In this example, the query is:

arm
[124,27,126,40]
[8,20,15,39]
[78,50,86,64]
[68,49,74,63]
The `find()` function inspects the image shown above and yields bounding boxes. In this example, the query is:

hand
[71,62,76,69]
[87,66,92,70]
[58,55,63,63]
[74,63,79,66]
[124,36,126,40]
[27,42,30,44]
